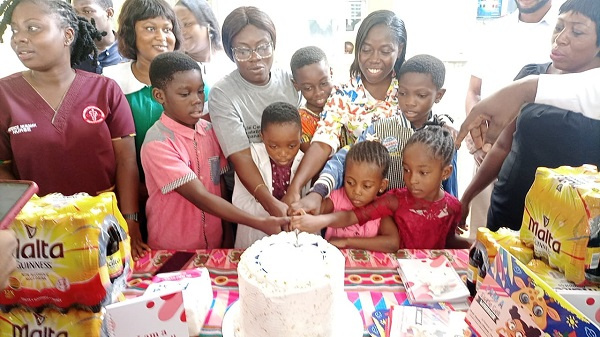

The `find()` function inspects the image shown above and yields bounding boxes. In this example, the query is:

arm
[283,141,331,206]
[290,209,357,234]
[288,144,349,215]
[465,75,482,116]
[459,121,515,230]
[455,76,536,153]
[229,149,288,217]
[105,82,148,259]
[176,178,287,235]
[285,94,350,205]
[0,230,17,288]
[220,176,234,248]
[112,137,148,259]
[329,216,399,252]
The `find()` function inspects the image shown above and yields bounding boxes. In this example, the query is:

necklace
[192,126,209,248]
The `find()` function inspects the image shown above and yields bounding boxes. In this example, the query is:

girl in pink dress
[303,141,399,252]
[292,126,470,249]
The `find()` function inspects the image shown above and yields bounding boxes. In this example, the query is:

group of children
[141,46,469,254]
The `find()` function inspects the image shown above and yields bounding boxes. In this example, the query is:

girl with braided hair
[0,0,141,253]
[291,126,470,249]
[293,141,400,252]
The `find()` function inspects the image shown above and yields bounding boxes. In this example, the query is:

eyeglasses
[231,42,273,61]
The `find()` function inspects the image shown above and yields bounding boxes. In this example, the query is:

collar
[511,4,557,25]
[100,40,119,57]
[160,114,207,140]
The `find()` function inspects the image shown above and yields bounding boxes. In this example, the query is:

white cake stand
[222,299,364,337]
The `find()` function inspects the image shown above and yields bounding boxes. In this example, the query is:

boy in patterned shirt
[290,46,334,153]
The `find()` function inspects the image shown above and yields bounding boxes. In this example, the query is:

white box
[104,268,213,337]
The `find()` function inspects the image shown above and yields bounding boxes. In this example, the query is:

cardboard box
[466,246,600,337]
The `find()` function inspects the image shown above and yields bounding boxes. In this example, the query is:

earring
[435,99,440,103]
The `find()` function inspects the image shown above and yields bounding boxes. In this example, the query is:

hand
[456,115,489,152]
[473,149,486,166]
[290,213,328,233]
[263,198,289,218]
[456,79,529,152]
[262,216,287,235]
[127,219,151,261]
[0,230,17,288]
[328,237,347,249]
[457,198,471,235]
[281,187,300,207]
[289,192,323,216]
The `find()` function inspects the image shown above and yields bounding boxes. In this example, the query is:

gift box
[466,246,600,337]
[104,268,213,337]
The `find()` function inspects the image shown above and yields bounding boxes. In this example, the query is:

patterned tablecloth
[126,248,469,337]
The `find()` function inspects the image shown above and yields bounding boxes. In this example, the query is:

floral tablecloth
[126,248,469,337]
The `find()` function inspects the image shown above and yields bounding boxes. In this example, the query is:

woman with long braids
[0,0,141,254]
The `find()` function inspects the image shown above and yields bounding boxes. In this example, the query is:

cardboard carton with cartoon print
[466,246,600,337]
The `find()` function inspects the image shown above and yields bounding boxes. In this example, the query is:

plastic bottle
[467,242,482,296]
[106,225,123,283]
[585,218,600,284]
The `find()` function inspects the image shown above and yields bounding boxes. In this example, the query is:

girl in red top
[291,125,470,249]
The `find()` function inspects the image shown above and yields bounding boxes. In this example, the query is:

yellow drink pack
[521,165,600,285]
[0,192,131,311]
[0,308,102,337]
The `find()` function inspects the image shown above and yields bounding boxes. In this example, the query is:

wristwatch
[122,212,139,222]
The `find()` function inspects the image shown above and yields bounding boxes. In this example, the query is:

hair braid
[0,0,103,66]
[406,125,454,167]
[346,141,391,178]
[50,0,103,66]
[71,16,104,66]
[0,0,19,43]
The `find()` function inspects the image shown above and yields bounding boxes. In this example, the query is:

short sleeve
[208,85,251,157]
[311,95,349,154]
[535,69,600,119]
[105,78,136,139]
[141,138,196,194]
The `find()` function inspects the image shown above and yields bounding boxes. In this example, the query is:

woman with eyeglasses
[174,0,234,111]
[209,6,301,223]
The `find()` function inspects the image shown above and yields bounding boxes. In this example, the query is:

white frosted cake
[235,231,346,337]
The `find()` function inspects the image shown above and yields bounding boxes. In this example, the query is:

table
[126,248,469,337]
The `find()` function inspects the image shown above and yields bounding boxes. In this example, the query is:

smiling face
[10,1,73,71]
[261,122,301,167]
[551,10,600,73]
[402,142,451,202]
[152,69,205,128]
[397,72,445,129]
[358,23,401,86]
[174,5,209,57]
[134,16,176,64]
[292,60,333,113]
[231,24,273,86]
[344,159,388,208]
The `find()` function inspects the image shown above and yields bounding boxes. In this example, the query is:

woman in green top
[103,0,182,258]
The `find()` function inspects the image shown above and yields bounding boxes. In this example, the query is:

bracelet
[252,183,267,200]
[122,212,139,222]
